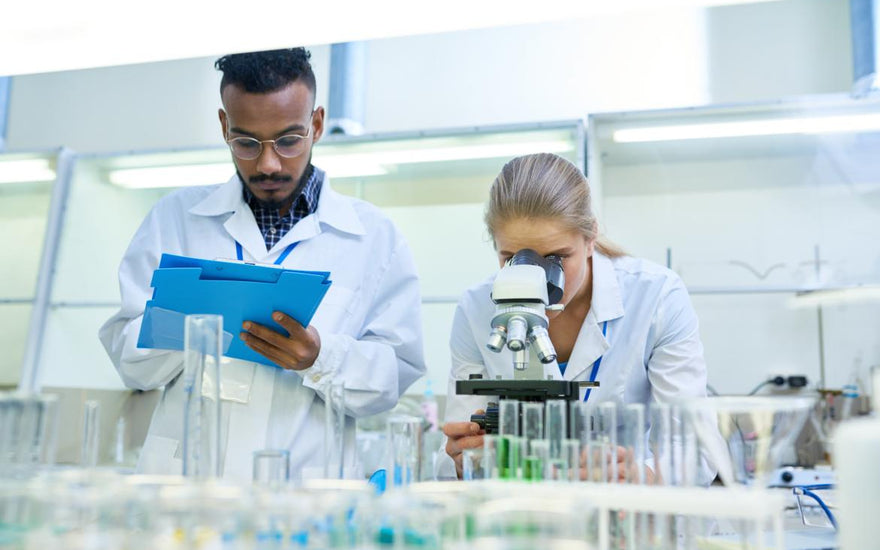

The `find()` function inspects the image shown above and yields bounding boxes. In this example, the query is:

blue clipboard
[136,253,332,367]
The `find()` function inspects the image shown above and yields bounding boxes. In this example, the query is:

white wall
[2,0,862,395]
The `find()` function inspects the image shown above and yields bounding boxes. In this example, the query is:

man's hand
[442,415,485,479]
[240,311,321,371]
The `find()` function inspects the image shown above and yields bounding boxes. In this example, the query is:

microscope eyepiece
[507,249,564,306]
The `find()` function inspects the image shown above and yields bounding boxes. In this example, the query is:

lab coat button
[312,374,321,383]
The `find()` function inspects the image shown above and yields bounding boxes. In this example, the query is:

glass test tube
[622,403,646,485]
[182,314,223,478]
[599,402,619,483]
[678,404,701,487]
[3,397,24,466]
[498,399,520,479]
[324,380,345,479]
[81,399,100,467]
[27,394,59,467]
[253,449,290,488]
[525,439,550,481]
[496,435,523,480]
[522,403,543,443]
[14,397,35,466]
[650,403,673,486]
[498,399,519,436]
[561,438,581,482]
[11,394,57,467]
[387,415,422,487]
[114,417,126,465]
[481,434,501,479]
[545,400,567,458]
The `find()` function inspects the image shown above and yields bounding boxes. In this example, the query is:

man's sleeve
[297,235,426,418]
[98,207,184,391]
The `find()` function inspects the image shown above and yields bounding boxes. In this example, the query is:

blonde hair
[485,153,625,258]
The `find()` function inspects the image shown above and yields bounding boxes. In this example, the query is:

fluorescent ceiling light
[613,113,880,143]
[790,285,880,307]
[313,158,388,178]
[109,164,232,189]
[0,159,56,184]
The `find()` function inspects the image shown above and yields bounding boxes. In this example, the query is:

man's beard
[249,175,295,211]
[238,160,312,212]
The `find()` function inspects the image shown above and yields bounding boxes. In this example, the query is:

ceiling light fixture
[613,113,880,143]
[108,163,233,189]
[0,158,56,184]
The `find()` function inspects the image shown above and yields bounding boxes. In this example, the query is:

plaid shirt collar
[242,165,322,250]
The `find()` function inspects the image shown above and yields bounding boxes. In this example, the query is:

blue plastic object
[369,468,387,494]
[137,253,331,366]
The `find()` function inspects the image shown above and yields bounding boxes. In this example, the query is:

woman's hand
[579,445,658,484]
[613,446,658,484]
[442,413,486,479]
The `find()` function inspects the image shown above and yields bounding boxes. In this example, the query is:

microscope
[455,249,597,434]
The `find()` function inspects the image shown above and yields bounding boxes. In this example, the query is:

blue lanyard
[583,321,609,403]
[235,241,298,265]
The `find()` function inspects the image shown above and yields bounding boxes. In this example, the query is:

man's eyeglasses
[226,117,314,160]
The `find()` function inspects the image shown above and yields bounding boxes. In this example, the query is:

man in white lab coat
[99,48,425,482]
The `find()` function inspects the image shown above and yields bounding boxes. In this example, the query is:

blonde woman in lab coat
[441,152,715,484]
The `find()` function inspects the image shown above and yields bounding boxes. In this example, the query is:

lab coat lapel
[563,251,625,382]
[188,174,268,262]
[225,208,267,262]
[563,309,609,381]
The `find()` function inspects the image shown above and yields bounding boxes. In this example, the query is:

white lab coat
[440,251,716,483]
[99,172,425,483]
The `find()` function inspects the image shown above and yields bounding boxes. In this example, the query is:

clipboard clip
[213,257,284,269]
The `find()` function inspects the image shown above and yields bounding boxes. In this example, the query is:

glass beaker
[387,415,422,487]
[683,395,815,487]
[182,314,223,478]
[81,399,100,467]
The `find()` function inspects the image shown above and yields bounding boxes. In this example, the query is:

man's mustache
[249,174,293,184]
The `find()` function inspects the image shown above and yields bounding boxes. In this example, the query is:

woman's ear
[585,236,596,258]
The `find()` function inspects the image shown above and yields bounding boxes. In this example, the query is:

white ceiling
[2,0,781,76]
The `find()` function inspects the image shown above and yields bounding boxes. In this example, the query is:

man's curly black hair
[215,47,316,97]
